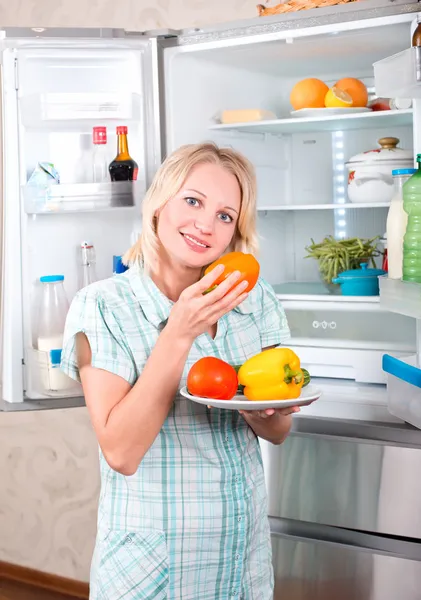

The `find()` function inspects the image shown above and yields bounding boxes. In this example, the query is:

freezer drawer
[271,524,421,600]
[262,434,421,538]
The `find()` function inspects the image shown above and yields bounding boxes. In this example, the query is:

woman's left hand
[238,406,300,445]
[239,406,300,419]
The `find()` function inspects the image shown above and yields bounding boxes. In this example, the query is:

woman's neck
[149,252,202,302]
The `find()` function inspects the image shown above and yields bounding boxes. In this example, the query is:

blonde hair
[123,142,259,271]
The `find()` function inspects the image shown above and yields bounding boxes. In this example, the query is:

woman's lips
[181,233,211,253]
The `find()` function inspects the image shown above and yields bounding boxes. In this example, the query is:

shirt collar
[128,265,173,329]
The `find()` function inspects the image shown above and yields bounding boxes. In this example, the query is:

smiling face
[155,162,241,269]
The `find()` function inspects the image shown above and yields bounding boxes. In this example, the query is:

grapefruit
[290,78,329,110]
[325,87,353,108]
[334,78,368,108]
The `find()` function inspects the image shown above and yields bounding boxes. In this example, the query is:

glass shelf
[209,109,413,136]
[23,181,142,214]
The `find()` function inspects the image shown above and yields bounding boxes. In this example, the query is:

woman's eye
[185,197,199,207]
[219,212,233,223]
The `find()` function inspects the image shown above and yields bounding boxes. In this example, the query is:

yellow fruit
[290,78,329,110]
[335,78,368,108]
[324,86,353,108]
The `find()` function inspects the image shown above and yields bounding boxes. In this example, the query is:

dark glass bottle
[109,126,138,182]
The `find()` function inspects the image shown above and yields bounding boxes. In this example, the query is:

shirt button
[125,536,132,544]
[235,554,240,561]
[234,476,239,483]
[225,437,229,443]
[238,516,242,522]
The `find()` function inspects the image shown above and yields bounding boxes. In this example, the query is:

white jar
[387,169,416,279]
[346,137,413,204]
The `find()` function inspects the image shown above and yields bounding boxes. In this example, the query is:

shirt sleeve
[60,286,137,386]
[256,278,291,348]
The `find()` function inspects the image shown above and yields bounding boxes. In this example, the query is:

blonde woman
[61,142,297,599]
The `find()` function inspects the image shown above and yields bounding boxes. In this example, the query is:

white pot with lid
[346,137,413,204]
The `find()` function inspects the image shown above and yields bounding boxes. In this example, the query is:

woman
[61,142,297,599]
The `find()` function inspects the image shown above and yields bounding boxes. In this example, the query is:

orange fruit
[325,87,353,108]
[290,78,329,110]
[334,78,368,108]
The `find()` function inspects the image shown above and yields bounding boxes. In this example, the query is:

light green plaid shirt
[61,266,290,600]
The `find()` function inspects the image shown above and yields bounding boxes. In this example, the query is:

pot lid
[346,137,413,166]
[338,263,386,279]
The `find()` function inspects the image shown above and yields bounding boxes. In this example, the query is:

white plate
[180,384,322,411]
[290,107,372,118]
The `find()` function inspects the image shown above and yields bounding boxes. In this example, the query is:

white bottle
[387,169,416,279]
[92,126,109,183]
[36,275,73,392]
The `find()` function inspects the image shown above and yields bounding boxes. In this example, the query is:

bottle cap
[116,126,128,135]
[392,168,416,176]
[93,126,107,145]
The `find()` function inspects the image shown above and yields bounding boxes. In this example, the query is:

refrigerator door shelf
[22,181,142,214]
[374,46,421,99]
[24,347,81,400]
[20,92,142,127]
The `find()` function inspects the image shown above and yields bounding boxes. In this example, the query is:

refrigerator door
[0,34,162,402]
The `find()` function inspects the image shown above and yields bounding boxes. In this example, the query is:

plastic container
[36,275,73,392]
[332,263,386,296]
[403,154,421,283]
[383,354,421,430]
[387,169,415,279]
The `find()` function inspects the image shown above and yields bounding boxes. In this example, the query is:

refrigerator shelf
[379,276,421,320]
[374,47,421,99]
[25,347,82,399]
[22,181,141,214]
[209,109,413,136]
[20,92,141,126]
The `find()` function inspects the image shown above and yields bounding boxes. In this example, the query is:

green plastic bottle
[403,154,421,283]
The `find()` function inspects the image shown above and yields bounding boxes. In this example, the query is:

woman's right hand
[166,265,248,343]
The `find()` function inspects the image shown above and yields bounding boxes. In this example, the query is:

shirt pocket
[96,529,169,600]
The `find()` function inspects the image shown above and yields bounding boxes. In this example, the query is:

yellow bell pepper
[238,348,304,401]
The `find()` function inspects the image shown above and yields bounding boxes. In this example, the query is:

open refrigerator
[1,1,420,406]
[1,2,421,598]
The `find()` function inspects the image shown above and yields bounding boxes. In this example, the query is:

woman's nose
[194,214,214,234]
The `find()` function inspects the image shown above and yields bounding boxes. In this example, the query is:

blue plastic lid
[383,354,421,388]
[113,255,128,275]
[49,348,62,366]
[338,262,386,279]
[392,168,416,176]
[40,275,64,283]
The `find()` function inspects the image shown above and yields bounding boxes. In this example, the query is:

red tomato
[187,357,238,400]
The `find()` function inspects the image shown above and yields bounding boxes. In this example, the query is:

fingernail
[241,280,248,289]
[216,264,225,273]
[294,407,301,413]
[232,270,241,280]
[266,409,275,416]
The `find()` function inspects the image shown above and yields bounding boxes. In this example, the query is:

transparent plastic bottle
[403,155,421,283]
[80,241,97,289]
[387,169,415,279]
[36,275,72,392]
[92,126,109,183]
